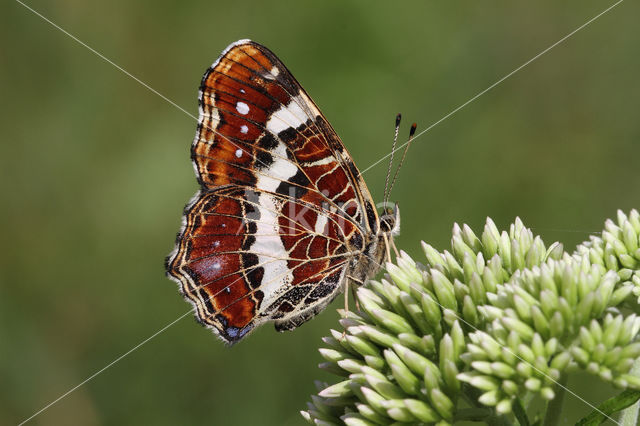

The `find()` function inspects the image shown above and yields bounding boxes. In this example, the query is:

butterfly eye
[379,214,395,232]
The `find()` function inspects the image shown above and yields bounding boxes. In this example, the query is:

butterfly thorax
[348,205,400,286]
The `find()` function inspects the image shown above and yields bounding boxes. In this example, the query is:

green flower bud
[516,361,532,378]
[628,209,640,232]
[550,351,571,371]
[502,380,519,396]
[482,218,501,257]
[592,343,607,364]
[424,359,444,391]
[462,295,479,326]
[360,387,388,415]
[462,223,482,252]
[614,358,635,373]
[365,374,405,400]
[359,325,400,348]
[604,347,622,366]
[478,389,500,406]
[337,359,365,374]
[431,269,458,311]
[364,355,386,371]
[501,317,535,342]
[496,399,513,414]
[383,349,420,395]
[439,334,455,371]
[356,287,386,312]
[571,347,590,365]
[397,252,423,284]
[319,348,351,364]
[575,291,595,326]
[355,402,389,424]
[603,315,623,348]
[403,399,441,422]
[491,362,516,379]
[611,284,633,306]
[392,343,435,377]
[370,308,414,335]
[422,242,446,268]
[396,332,429,355]
[429,388,454,420]
[319,380,353,398]
[386,404,416,422]
[622,221,638,253]
[546,241,564,261]
[530,334,545,358]
[421,293,443,330]
[386,263,412,293]
[399,293,431,335]
[620,374,640,389]
[442,359,461,394]
[540,387,555,400]
[342,413,378,426]
[469,272,487,304]
[620,342,640,360]
[482,264,499,294]
[452,233,476,263]
[531,305,550,338]
[549,311,565,338]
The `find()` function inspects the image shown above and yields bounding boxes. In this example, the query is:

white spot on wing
[255,140,298,193]
[315,214,329,235]
[236,102,250,115]
[213,262,221,270]
[235,149,243,158]
[240,125,248,134]
[266,96,308,134]
[250,193,293,301]
[271,66,280,77]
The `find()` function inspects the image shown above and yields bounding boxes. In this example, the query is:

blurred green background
[1,1,639,424]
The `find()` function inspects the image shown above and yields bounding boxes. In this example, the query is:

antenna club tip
[395,113,402,125]
[409,123,417,136]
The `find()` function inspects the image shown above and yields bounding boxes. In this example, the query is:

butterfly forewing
[167,40,381,344]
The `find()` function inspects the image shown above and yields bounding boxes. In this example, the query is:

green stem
[619,358,640,426]
[542,375,568,426]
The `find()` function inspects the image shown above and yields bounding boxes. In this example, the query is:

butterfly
[166,40,400,344]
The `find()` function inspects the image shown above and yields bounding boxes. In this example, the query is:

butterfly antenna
[387,122,417,200]
[383,113,402,208]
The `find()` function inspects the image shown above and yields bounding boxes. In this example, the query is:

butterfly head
[379,203,401,237]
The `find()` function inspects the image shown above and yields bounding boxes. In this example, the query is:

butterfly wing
[166,40,380,344]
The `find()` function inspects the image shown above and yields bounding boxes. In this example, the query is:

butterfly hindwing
[167,186,357,343]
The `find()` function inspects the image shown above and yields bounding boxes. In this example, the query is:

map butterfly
[166,40,400,344]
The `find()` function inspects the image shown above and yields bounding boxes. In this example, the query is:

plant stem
[619,358,640,426]
[542,375,568,426]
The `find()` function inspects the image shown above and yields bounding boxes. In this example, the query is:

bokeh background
[1,1,639,424]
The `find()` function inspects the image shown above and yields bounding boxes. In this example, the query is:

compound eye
[380,215,395,232]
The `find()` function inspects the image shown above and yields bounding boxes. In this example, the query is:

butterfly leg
[347,275,364,312]
[390,236,400,259]
[351,285,361,312]
[340,283,350,340]
[382,233,392,263]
